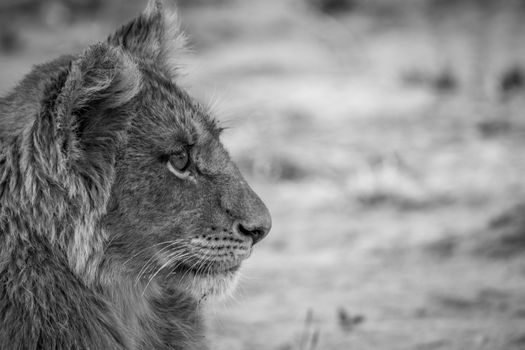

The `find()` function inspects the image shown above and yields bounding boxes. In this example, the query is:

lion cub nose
[234,219,271,245]
[233,200,271,245]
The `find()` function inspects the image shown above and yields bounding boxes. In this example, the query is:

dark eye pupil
[170,151,189,171]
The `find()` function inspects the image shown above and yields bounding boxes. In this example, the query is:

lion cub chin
[183,270,242,301]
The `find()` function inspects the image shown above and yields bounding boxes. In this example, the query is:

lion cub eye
[169,150,189,171]
[166,150,192,179]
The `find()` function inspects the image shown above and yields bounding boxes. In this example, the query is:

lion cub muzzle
[178,165,271,298]
[191,166,271,269]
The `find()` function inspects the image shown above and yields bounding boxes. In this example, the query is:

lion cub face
[104,72,271,298]
[100,2,271,299]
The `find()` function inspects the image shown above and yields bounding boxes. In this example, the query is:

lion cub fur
[0,1,271,349]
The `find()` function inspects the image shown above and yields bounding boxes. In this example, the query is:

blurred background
[1,0,525,349]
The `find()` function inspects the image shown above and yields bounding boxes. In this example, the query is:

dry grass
[1,0,525,349]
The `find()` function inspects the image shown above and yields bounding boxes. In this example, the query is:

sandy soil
[1,0,524,349]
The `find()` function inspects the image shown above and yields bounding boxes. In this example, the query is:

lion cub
[0,1,271,349]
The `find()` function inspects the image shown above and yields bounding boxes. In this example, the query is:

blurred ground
[1,0,525,349]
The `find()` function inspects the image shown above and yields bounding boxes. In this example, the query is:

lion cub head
[0,0,270,300]
[89,0,272,299]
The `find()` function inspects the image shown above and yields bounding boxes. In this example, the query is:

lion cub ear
[56,43,140,115]
[48,43,141,161]
[107,0,187,79]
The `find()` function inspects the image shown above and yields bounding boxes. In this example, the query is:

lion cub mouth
[180,262,241,276]
[157,232,253,298]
